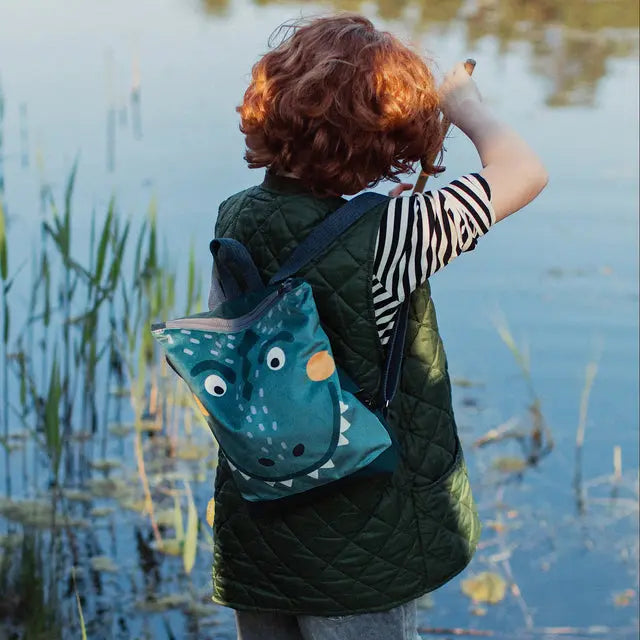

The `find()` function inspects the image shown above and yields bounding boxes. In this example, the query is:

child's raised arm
[440,62,549,222]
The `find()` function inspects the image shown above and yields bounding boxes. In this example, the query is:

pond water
[0,1,638,639]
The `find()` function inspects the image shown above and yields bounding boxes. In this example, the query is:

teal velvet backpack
[152,193,409,502]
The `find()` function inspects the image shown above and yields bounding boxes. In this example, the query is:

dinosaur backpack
[151,192,409,502]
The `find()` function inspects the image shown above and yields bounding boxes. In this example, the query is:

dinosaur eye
[204,374,227,397]
[266,347,286,371]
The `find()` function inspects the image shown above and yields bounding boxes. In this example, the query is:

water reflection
[200,0,638,107]
[202,0,232,15]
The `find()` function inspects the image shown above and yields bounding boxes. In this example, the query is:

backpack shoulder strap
[267,190,407,410]
[268,191,388,285]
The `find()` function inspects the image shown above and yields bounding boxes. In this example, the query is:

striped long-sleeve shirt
[373,173,495,344]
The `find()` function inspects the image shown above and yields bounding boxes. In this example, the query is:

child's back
[208,14,547,640]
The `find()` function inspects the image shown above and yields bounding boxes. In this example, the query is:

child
[210,14,547,640]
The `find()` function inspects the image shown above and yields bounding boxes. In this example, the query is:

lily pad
[176,443,209,461]
[145,436,172,451]
[0,498,87,529]
[416,593,434,610]
[0,438,23,453]
[119,498,148,515]
[87,477,132,500]
[8,431,30,441]
[109,423,134,438]
[154,508,179,528]
[614,589,636,607]
[137,420,162,434]
[90,555,118,573]
[485,520,507,533]
[462,572,507,604]
[136,593,190,612]
[492,457,527,474]
[90,459,121,472]
[144,458,173,475]
[185,600,219,618]
[63,490,94,503]
[152,538,182,556]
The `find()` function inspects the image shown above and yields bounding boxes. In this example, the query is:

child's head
[238,14,444,196]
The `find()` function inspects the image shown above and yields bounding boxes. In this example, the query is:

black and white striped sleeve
[372,173,495,344]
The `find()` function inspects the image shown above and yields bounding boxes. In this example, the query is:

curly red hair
[238,14,445,196]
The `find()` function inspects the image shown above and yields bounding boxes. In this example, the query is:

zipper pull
[278,279,293,295]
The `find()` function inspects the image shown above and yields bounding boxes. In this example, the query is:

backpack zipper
[154,279,294,334]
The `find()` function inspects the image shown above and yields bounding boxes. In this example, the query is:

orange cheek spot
[193,394,210,417]
[306,350,335,382]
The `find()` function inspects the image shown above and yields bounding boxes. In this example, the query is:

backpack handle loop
[210,238,265,300]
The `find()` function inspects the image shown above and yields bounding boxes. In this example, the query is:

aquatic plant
[0,163,213,637]
[0,531,62,639]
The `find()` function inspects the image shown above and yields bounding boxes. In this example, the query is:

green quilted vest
[210,172,481,615]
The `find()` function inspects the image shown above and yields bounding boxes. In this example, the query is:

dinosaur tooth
[308,470,319,479]
[338,433,349,446]
[340,401,348,414]
[279,479,293,487]
[228,461,237,471]
[340,416,350,433]
[320,459,335,469]
[239,472,250,481]
[265,481,275,487]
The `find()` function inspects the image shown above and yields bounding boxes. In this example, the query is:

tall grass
[0,164,211,637]
[7,167,187,491]
[0,79,13,499]
[493,316,554,466]
[0,531,62,639]
[0,196,10,497]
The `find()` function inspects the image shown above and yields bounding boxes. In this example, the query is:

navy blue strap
[210,238,264,299]
[269,192,388,285]
[211,191,408,409]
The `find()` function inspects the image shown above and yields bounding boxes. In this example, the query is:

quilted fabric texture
[209,173,481,615]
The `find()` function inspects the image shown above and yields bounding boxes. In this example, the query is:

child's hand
[439,61,482,127]
[440,60,548,224]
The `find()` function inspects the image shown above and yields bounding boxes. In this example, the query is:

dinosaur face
[189,326,344,482]
[154,282,392,497]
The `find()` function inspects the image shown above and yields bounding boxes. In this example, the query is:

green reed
[0,164,193,495]
[493,316,554,467]
[0,164,213,591]
[0,192,9,497]
[0,531,61,639]
[0,77,8,498]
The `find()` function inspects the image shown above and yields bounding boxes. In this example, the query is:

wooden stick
[417,628,493,637]
[414,58,476,194]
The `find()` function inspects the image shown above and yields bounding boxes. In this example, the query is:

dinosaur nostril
[258,458,275,467]
[292,444,305,457]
